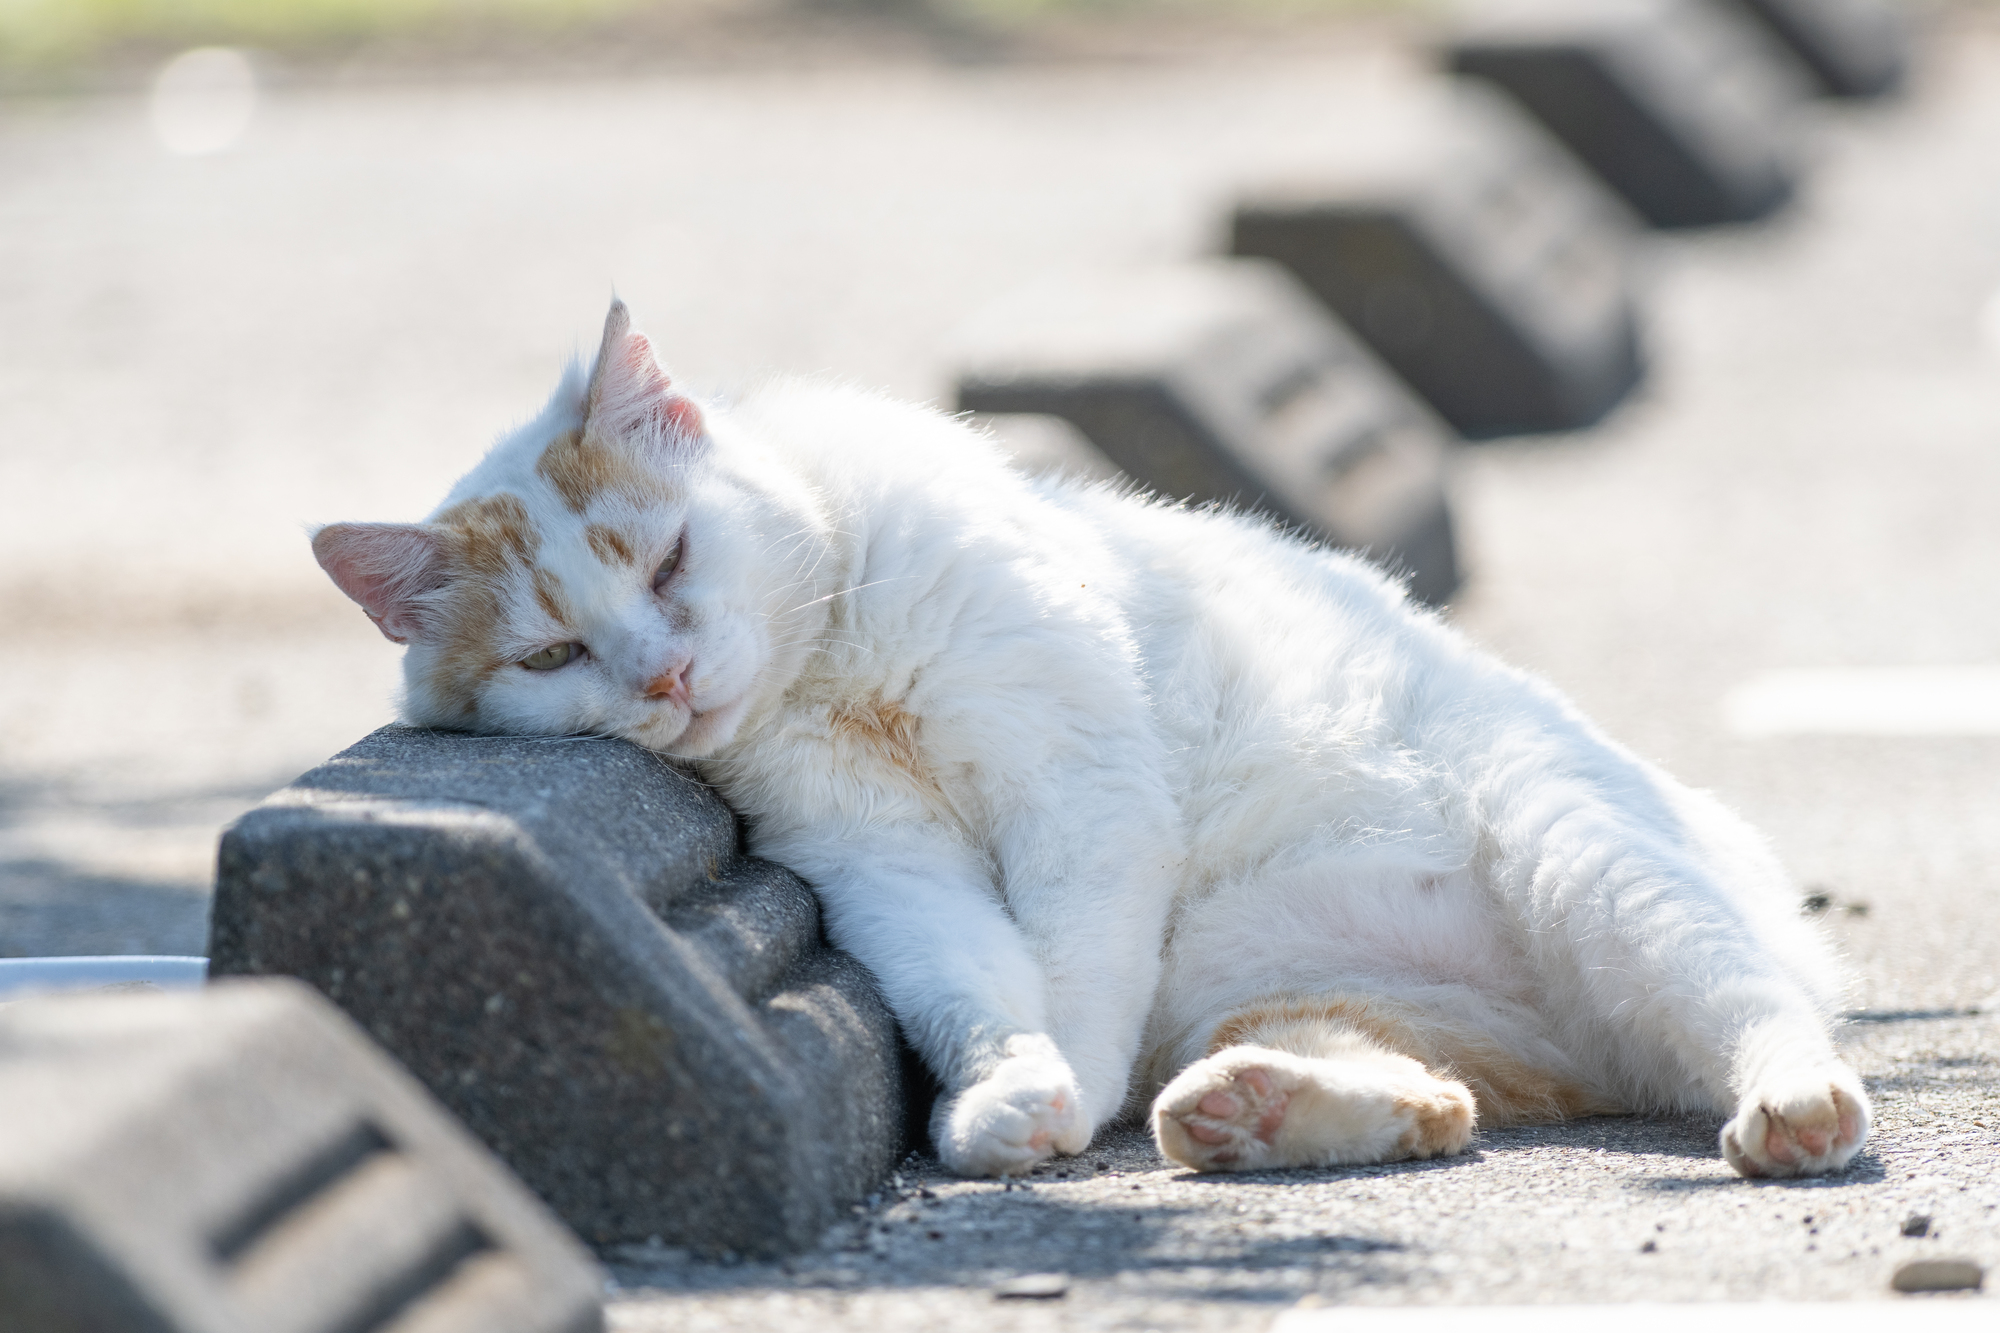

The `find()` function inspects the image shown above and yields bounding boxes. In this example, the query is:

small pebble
[1893,1259,1983,1293]
[1901,1213,1932,1238]
[1640,1240,1658,1253]
[994,1273,1069,1300]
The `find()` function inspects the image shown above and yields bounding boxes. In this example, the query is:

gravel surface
[1,6,1995,1326]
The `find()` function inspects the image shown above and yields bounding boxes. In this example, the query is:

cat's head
[313,300,830,758]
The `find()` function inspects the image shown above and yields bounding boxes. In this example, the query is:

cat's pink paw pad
[1721,1069,1871,1179]
[1152,1052,1297,1172]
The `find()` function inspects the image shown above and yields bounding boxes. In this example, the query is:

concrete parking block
[1230,83,1645,438]
[1725,0,1908,97]
[953,259,1460,605]
[1448,0,1809,228]
[208,726,904,1257]
[0,979,602,1333]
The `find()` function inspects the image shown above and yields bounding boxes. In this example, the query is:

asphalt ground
[1,7,1996,1327]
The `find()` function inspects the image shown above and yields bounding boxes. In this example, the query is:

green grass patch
[0,0,1427,71]
[0,0,645,66]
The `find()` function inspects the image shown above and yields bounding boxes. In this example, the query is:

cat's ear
[584,299,704,447]
[312,522,448,645]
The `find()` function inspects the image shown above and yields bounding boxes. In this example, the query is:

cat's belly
[1162,839,1531,1006]
[1140,841,1550,1095]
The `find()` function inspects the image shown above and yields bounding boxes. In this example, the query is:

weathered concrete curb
[209,726,903,1257]
[0,979,603,1333]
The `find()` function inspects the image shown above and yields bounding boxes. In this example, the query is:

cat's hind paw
[933,1041,1088,1178]
[1720,1065,1870,1178]
[1152,1048,1297,1171]
[1152,1045,1475,1173]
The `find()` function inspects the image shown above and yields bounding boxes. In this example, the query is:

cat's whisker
[764,630,874,657]
[779,576,915,618]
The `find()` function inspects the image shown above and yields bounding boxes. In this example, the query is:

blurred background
[1,0,1996,1019]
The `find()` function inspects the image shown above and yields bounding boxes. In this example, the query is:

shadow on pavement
[1636,1151,1888,1191]
[0,858,212,957]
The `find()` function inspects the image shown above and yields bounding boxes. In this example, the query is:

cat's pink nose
[644,663,690,704]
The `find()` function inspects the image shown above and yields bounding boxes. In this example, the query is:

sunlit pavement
[1,10,1997,1327]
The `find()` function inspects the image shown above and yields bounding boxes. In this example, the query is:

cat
[314,299,1870,1180]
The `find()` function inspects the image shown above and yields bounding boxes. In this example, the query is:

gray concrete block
[953,259,1459,605]
[0,979,602,1333]
[1230,83,1646,439]
[1448,0,1810,228]
[1725,0,1907,98]
[208,726,903,1258]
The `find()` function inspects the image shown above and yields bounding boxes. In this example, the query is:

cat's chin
[641,694,751,760]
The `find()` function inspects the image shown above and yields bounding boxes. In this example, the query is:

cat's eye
[652,538,684,592]
[520,642,583,672]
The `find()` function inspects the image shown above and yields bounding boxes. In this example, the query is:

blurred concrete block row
[0,981,602,1333]
[1728,0,1908,97]
[956,0,1907,598]
[1449,0,1807,228]
[210,726,905,1258]
[957,261,1462,605]
[1230,84,1645,439]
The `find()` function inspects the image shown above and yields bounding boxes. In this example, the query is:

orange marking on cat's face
[436,492,539,578]
[585,523,636,567]
[1209,994,1616,1127]
[535,427,663,515]
[424,492,544,718]
[537,429,613,513]
[532,567,574,627]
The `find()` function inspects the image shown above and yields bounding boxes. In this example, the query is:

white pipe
[0,956,209,1001]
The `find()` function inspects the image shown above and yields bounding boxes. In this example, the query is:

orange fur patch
[532,567,573,626]
[536,429,615,513]
[535,427,664,514]
[585,523,635,566]
[1393,1083,1476,1158]
[423,492,544,719]
[435,492,538,577]
[1209,995,1616,1126]
[830,697,928,778]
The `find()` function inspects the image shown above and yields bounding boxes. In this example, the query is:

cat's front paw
[1720,1064,1870,1178]
[933,1040,1088,1178]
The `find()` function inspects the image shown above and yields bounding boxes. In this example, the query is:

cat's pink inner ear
[585,308,704,445]
[312,522,447,645]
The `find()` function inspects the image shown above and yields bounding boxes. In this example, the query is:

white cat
[315,300,1869,1180]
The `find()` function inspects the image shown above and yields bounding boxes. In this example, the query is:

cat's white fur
[315,303,1870,1181]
